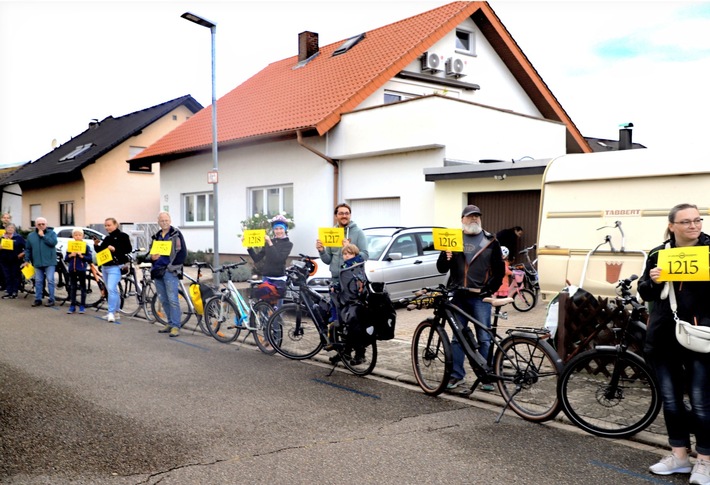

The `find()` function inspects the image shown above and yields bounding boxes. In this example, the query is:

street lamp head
[181,11,216,29]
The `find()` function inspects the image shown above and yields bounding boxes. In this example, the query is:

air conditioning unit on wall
[421,52,442,72]
[445,57,467,78]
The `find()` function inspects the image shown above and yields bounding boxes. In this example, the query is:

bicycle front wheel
[118,276,140,316]
[494,336,561,422]
[251,301,276,355]
[558,348,661,439]
[203,297,242,343]
[266,303,323,360]
[512,288,536,312]
[151,287,191,326]
[411,319,452,395]
[342,339,377,376]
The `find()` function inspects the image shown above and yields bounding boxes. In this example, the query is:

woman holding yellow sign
[0,223,25,299]
[93,218,132,323]
[244,215,293,278]
[639,203,710,482]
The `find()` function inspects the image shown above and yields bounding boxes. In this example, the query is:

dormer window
[59,143,93,162]
[332,33,366,57]
[455,29,476,56]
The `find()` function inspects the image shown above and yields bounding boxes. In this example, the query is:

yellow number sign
[0,229,5,237]
[657,246,710,281]
[319,227,344,247]
[66,240,86,253]
[96,248,113,266]
[150,241,172,256]
[243,229,266,247]
[1,238,13,250]
[22,263,34,280]
[433,228,464,252]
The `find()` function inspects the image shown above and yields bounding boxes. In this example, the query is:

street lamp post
[181,11,219,268]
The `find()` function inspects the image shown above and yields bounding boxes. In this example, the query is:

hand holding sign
[657,246,710,281]
[433,228,464,252]
[150,241,172,256]
[318,227,344,247]
[243,229,266,247]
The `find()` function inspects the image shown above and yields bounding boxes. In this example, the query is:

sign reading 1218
[657,246,710,281]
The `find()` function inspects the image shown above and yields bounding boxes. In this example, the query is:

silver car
[308,226,447,301]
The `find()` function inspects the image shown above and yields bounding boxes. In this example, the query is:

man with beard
[436,204,505,390]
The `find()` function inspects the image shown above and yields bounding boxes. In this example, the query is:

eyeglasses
[336,212,350,216]
[673,218,703,227]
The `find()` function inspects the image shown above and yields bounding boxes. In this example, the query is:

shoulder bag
[668,280,710,353]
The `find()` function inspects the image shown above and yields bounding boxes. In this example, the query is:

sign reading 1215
[657,246,710,281]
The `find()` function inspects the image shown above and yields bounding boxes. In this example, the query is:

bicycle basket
[512,270,525,284]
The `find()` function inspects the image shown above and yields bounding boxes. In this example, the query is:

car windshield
[367,235,391,260]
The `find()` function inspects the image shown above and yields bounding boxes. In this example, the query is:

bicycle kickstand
[494,385,523,423]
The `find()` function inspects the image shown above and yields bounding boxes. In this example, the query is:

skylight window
[59,143,93,162]
[332,33,366,57]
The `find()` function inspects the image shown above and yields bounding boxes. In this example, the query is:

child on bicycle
[65,228,93,314]
[495,246,512,298]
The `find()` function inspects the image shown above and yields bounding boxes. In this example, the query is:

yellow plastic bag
[189,283,204,315]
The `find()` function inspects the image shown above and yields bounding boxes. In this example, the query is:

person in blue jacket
[64,228,93,314]
[22,217,58,307]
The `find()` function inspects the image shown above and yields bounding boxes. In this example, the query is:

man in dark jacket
[436,204,504,389]
[152,212,187,337]
[23,217,58,307]
[0,223,25,299]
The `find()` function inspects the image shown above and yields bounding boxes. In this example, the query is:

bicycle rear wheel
[411,319,452,395]
[512,288,536,312]
[52,268,70,304]
[341,339,377,376]
[251,300,276,355]
[203,297,243,343]
[494,336,561,422]
[83,275,106,309]
[558,348,661,439]
[151,287,191,326]
[266,303,323,360]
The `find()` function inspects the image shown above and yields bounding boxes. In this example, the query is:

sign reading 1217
[657,246,710,281]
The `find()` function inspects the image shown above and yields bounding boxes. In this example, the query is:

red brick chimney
[298,31,319,62]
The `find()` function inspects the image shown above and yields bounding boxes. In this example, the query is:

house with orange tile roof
[134,2,590,259]
[0,96,202,232]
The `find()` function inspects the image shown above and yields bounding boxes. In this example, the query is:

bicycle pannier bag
[189,284,204,315]
[676,319,710,353]
[367,289,397,341]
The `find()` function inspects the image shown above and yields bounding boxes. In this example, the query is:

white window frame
[248,184,293,218]
[183,192,214,226]
[30,204,42,227]
[455,29,476,56]
[384,90,416,104]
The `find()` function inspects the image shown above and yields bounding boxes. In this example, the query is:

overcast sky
[1,0,708,167]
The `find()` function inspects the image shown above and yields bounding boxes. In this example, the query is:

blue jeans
[102,265,122,314]
[154,270,181,327]
[647,350,710,455]
[34,265,56,302]
[451,294,492,380]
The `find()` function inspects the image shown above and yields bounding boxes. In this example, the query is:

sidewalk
[186,267,668,449]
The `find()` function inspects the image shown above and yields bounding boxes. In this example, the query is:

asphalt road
[0,297,687,485]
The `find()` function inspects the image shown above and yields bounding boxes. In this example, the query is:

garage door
[350,197,401,228]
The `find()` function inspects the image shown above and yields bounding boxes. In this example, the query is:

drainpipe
[296,130,339,206]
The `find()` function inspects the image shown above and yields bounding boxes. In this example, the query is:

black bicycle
[557,275,660,439]
[266,255,377,376]
[407,286,563,422]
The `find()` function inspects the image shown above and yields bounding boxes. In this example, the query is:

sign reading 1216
[433,228,463,252]
[657,246,710,281]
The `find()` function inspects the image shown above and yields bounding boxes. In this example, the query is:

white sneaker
[106,313,115,323]
[649,454,692,475]
[691,459,710,484]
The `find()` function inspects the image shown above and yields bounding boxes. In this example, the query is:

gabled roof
[1,95,202,186]
[136,1,589,164]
